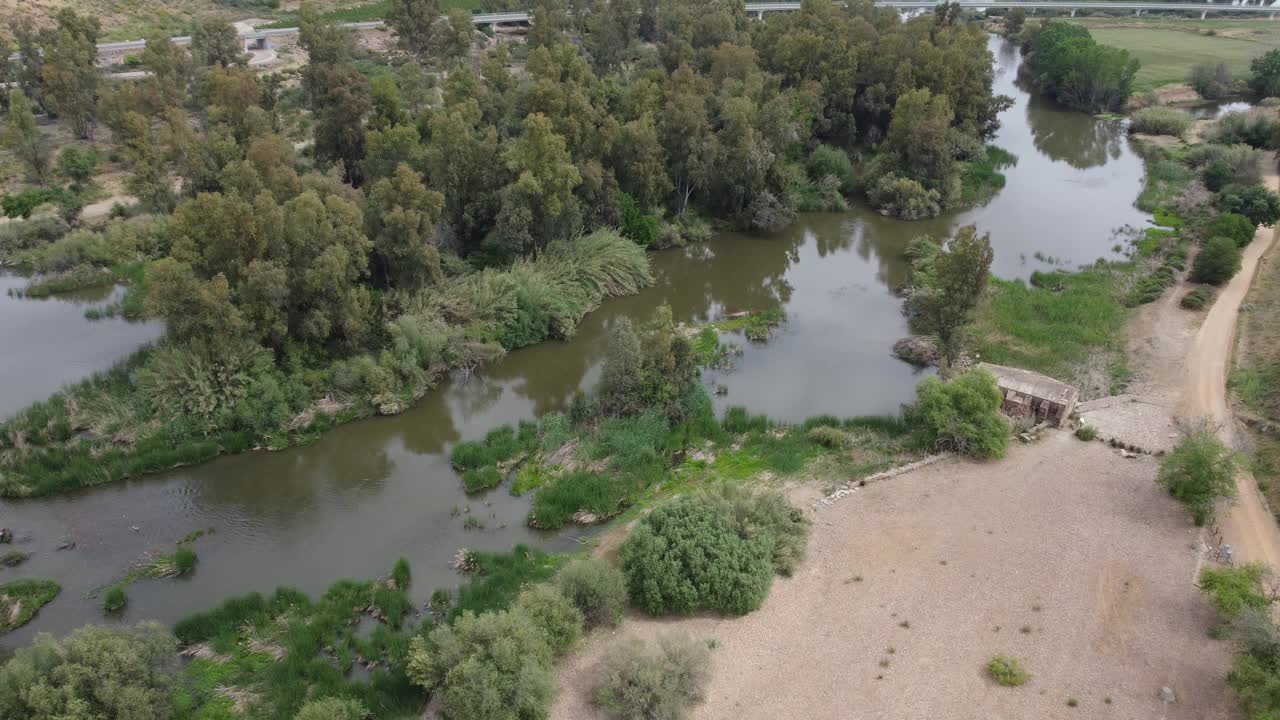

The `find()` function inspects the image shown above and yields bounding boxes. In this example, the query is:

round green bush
[907,369,1009,458]
[619,497,774,616]
[556,557,627,629]
[1216,184,1280,227]
[1192,236,1243,286]
[592,634,712,720]
[514,584,583,655]
[1181,286,1216,310]
[172,545,197,575]
[987,655,1031,687]
[102,584,127,613]
[1210,212,1257,248]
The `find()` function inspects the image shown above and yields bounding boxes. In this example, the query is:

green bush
[866,172,943,220]
[1191,62,1234,100]
[1129,107,1192,137]
[807,144,857,194]
[295,697,371,720]
[1217,184,1280,227]
[1209,110,1280,149]
[619,496,774,616]
[1200,564,1271,619]
[1192,236,1243,286]
[1075,425,1097,441]
[514,583,584,655]
[0,623,178,720]
[619,192,659,248]
[407,609,555,720]
[987,655,1031,687]
[173,545,197,575]
[702,484,810,576]
[1182,286,1216,310]
[906,369,1009,459]
[555,557,628,629]
[103,584,128,613]
[592,634,712,720]
[1210,212,1258,248]
[1159,430,1239,525]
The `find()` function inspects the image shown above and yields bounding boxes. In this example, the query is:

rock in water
[892,336,939,367]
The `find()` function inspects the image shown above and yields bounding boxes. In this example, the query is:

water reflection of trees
[1026,95,1125,170]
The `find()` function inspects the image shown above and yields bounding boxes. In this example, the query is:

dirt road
[1185,163,1280,569]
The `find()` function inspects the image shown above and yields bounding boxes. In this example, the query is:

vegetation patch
[1182,286,1217,310]
[987,655,1031,687]
[1159,429,1239,526]
[0,578,60,634]
[592,634,713,720]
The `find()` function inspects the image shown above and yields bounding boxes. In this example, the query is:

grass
[971,263,1129,395]
[171,568,420,720]
[1068,18,1280,92]
[710,309,785,343]
[0,550,28,568]
[959,146,1017,207]
[1233,217,1280,518]
[448,545,566,620]
[0,579,60,634]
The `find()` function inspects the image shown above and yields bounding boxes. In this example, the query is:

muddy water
[0,37,1153,650]
[0,275,163,419]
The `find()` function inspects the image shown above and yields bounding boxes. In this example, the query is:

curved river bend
[0,38,1151,651]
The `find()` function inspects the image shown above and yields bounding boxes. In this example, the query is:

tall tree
[366,163,446,290]
[3,89,50,183]
[425,101,504,249]
[40,9,100,139]
[616,115,672,210]
[140,31,193,109]
[495,113,581,252]
[312,63,371,186]
[388,0,442,59]
[908,225,994,368]
[190,15,247,69]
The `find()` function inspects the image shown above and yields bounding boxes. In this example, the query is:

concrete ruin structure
[977,362,1079,427]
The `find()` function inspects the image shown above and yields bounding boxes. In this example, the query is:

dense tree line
[1020,21,1138,113]
[0,0,1007,496]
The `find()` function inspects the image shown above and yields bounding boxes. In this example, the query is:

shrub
[1075,425,1097,441]
[1211,212,1258,248]
[1252,49,1280,98]
[592,634,712,720]
[1191,62,1234,100]
[1182,286,1216,310]
[1200,564,1271,619]
[1217,183,1280,227]
[619,496,774,616]
[807,425,849,448]
[1209,111,1280,149]
[1159,430,1239,525]
[807,144,857,194]
[173,545,197,574]
[0,551,28,568]
[866,173,942,220]
[619,192,659,248]
[987,655,1031,687]
[556,557,627,629]
[103,584,128,613]
[58,146,98,187]
[1186,144,1264,189]
[906,369,1009,459]
[1192,236,1243,286]
[295,697,371,720]
[702,485,810,577]
[514,583,583,655]
[1129,107,1192,137]
[406,609,554,720]
[0,623,178,720]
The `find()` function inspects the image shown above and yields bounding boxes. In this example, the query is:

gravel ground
[551,431,1236,720]
[1077,395,1181,454]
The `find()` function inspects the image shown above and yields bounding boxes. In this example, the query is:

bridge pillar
[244,37,266,51]
[755,10,763,19]
[1134,8,1141,16]
[1201,10,1207,19]
[1070,8,1076,17]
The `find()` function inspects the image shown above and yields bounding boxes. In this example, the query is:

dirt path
[1185,161,1280,569]
[551,436,1234,720]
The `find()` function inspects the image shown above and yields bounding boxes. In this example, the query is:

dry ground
[552,433,1235,720]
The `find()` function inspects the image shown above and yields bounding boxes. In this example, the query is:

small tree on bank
[1159,428,1238,525]
[908,224,994,368]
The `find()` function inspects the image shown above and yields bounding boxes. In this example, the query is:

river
[0,37,1153,651]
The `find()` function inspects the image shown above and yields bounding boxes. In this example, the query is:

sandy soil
[551,434,1235,720]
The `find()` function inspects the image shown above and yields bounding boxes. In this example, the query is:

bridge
[90,1,1280,54]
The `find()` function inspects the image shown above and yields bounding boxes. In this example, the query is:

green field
[1067,18,1280,91]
